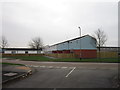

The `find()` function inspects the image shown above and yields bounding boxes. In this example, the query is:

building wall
[17,51,25,54]
[99,47,119,52]
[73,49,97,58]
[57,35,96,50]
[4,51,12,54]
[28,51,37,54]
[4,50,40,54]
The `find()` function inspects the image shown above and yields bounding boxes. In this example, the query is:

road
[2,59,119,88]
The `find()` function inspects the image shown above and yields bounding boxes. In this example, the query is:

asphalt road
[2,59,119,88]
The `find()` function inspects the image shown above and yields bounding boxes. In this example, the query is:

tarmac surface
[1,60,33,86]
[2,59,119,88]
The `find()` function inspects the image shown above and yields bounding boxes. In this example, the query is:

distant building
[98,47,119,52]
[2,48,42,54]
[98,47,120,56]
[43,35,97,58]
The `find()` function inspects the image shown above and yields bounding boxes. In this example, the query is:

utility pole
[78,27,82,60]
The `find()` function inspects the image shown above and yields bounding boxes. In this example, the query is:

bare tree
[29,37,43,53]
[0,36,8,49]
[93,29,107,58]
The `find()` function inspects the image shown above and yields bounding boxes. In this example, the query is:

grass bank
[2,55,120,63]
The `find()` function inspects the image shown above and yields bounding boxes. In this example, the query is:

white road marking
[56,67,60,68]
[30,65,34,67]
[61,67,68,69]
[40,66,46,68]
[25,65,75,70]
[33,66,39,67]
[47,66,53,68]
[27,65,33,67]
[65,67,76,77]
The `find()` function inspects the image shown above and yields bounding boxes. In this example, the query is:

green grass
[2,55,120,63]
[1,62,25,66]
[2,56,52,61]
[58,58,119,62]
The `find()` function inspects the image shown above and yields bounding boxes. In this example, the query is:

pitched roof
[2,48,42,51]
[51,34,96,46]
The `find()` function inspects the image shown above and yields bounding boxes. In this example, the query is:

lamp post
[68,41,69,53]
[78,27,82,60]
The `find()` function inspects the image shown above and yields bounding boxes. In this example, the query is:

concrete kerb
[2,65,35,84]
[111,75,120,88]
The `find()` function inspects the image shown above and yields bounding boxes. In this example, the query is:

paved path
[2,62,32,84]
[2,59,119,88]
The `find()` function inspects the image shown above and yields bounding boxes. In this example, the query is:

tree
[29,37,43,54]
[0,36,8,49]
[93,29,107,58]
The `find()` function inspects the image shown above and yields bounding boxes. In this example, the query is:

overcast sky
[1,0,119,47]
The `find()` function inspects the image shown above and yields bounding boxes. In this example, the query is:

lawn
[2,55,120,63]
[3,56,52,61]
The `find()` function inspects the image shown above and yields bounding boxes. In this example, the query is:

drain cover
[4,73,18,76]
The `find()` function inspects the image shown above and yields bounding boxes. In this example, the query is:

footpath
[2,64,33,84]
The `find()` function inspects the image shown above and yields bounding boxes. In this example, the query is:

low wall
[46,51,118,59]
[46,53,75,58]
[97,51,118,58]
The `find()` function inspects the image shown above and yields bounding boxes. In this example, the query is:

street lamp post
[78,27,82,60]
[68,41,69,53]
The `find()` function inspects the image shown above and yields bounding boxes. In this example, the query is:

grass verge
[2,55,120,63]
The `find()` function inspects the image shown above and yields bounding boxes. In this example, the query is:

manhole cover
[4,73,18,76]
